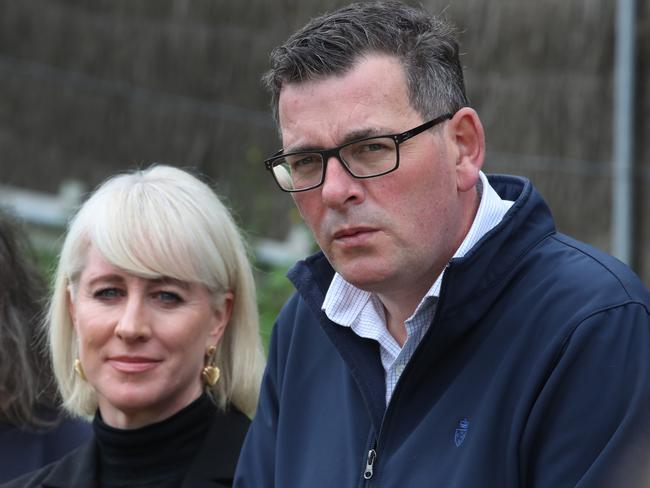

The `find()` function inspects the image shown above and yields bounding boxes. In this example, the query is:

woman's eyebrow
[86,274,124,287]
[150,277,191,289]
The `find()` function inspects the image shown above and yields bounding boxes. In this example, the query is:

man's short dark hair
[263,0,469,125]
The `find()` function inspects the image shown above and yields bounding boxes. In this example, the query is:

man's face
[278,54,474,300]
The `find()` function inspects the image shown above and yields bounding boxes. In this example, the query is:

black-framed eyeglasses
[264,113,453,192]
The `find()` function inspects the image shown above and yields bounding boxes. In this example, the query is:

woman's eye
[93,288,124,300]
[154,291,183,304]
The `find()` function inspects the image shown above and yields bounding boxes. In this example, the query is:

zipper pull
[364,449,377,480]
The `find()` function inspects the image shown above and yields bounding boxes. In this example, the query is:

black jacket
[2,407,249,488]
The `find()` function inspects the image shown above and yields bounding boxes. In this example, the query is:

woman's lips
[107,356,161,373]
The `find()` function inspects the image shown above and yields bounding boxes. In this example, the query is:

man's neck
[378,187,482,346]
[376,280,437,347]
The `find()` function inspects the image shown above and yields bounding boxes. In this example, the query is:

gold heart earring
[201,345,220,386]
[74,358,87,381]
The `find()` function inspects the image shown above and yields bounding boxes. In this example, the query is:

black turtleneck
[93,393,214,488]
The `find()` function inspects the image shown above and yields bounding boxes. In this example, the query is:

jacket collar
[439,175,555,311]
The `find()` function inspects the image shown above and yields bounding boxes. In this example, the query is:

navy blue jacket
[0,415,91,483]
[235,175,650,487]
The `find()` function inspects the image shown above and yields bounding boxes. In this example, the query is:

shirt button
[395,364,405,376]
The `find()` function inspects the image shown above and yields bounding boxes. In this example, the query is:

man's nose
[320,156,365,208]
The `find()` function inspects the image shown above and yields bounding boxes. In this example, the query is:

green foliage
[33,247,59,287]
[254,263,295,353]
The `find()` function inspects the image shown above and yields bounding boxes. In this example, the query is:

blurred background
[0,0,648,346]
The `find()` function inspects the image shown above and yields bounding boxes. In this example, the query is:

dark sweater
[94,394,213,488]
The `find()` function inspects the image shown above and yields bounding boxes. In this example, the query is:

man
[236,1,650,486]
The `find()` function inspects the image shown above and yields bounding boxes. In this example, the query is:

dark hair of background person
[0,209,59,429]
[262,0,469,126]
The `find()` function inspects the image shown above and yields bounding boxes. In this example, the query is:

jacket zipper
[360,262,453,485]
[364,446,377,480]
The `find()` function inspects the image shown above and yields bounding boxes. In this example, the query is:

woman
[2,165,265,488]
[0,211,90,483]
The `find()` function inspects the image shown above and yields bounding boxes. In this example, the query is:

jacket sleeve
[521,302,650,487]
[234,303,289,488]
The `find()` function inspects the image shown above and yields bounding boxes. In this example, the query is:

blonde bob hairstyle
[49,165,265,418]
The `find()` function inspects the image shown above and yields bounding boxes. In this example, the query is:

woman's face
[69,245,231,429]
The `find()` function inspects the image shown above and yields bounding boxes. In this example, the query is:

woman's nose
[114,295,151,342]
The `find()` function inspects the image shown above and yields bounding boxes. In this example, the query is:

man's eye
[289,155,319,169]
[360,142,390,152]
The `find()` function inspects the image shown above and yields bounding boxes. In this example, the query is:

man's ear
[449,107,485,192]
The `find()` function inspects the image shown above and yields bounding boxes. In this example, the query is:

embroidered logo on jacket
[454,418,469,447]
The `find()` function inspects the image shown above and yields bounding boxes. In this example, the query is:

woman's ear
[209,291,234,343]
[449,107,485,192]
[67,284,78,329]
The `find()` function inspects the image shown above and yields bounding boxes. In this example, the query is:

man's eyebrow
[342,127,387,143]
[283,127,389,153]
[282,142,323,154]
